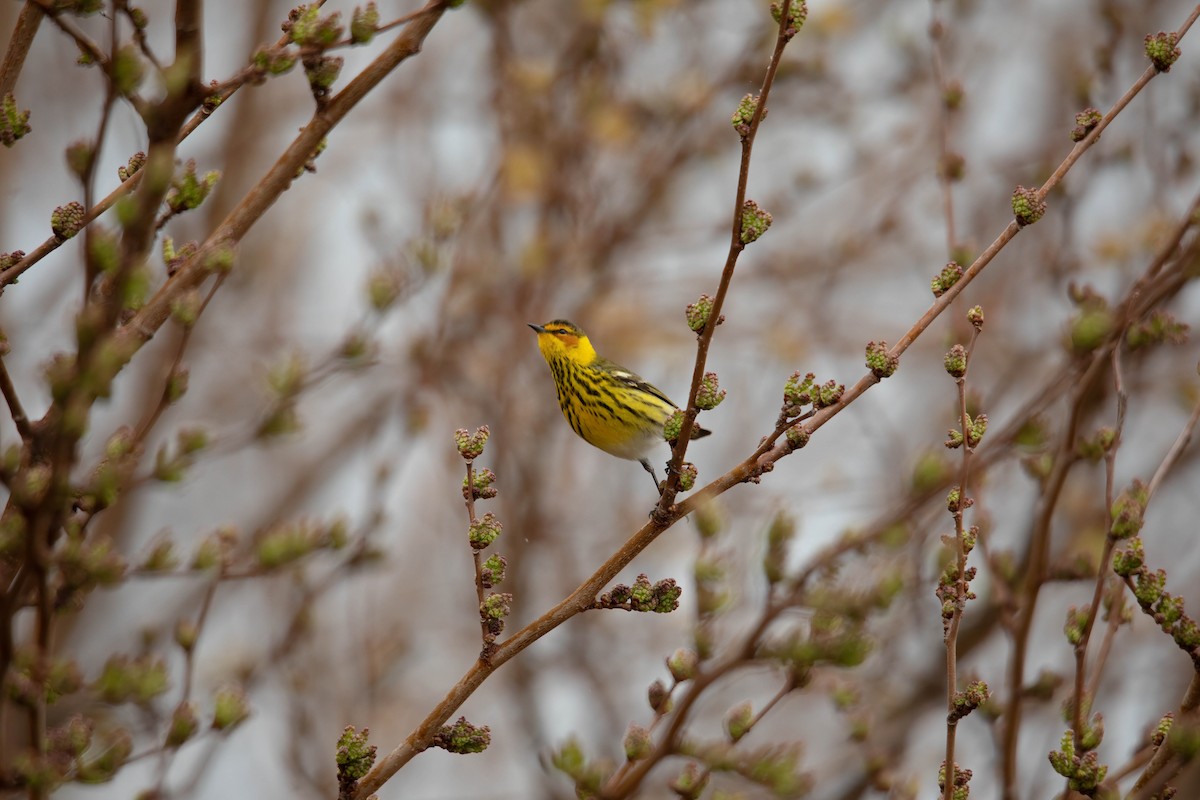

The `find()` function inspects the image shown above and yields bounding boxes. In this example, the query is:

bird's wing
[599,359,678,408]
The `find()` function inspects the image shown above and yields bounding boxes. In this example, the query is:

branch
[0,2,43,98]
[115,0,452,353]
[0,350,31,442]
[658,6,794,504]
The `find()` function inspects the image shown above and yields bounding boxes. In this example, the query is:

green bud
[48,715,93,757]
[667,648,699,682]
[663,409,685,443]
[305,56,343,95]
[730,93,759,137]
[739,199,773,244]
[724,701,753,742]
[211,686,250,731]
[468,512,503,550]
[1111,537,1144,577]
[623,724,652,761]
[1145,31,1182,72]
[770,0,808,39]
[454,425,490,460]
[1071,107,1102,142]
[1063,606,1089,646]
[165,367,189,404]
[336,725,377,780]
[944,344,967,378]
[256,523,314,568]
[1110,481,1147,540]
[1012,185,1046,227]
[166,702,199,747]
[251,47,296,76]
[431,716,490,754]
[174,618,198,651]
[813,380,843,409]
[695,372,725,410]
[480,591,512,620]
[139,534,176,573]
[66,139,94,179]
[931,261,963,297]
[865,340,898,378]
[93,655,169,705]
[0,93,32,147]
[685,293,715,332]
[166,160,220,214]
[350,2,380,44]
[463,468,498,501]
[1070,309,1114,353]
[51,201,86,241]
[480,553,507,588]
[669,762,710,799]
[648,679,671,713]
[763,511,794,584]
[118,151,146,182]
[112,44,145,96]
[677,462,698,492]
[785,424,809,450]
[170,289,204,327]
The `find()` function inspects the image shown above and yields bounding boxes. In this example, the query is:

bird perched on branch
[529,319,709,491]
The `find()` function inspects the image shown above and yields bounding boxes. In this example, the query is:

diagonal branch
[0,2,44,98]
[115,0,452,353]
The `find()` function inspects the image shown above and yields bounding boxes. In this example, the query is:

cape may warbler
[529,319,710,489]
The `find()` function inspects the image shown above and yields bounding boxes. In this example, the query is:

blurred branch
[1147,391,1200,503]
[0,4,323,291]
[0,2,43,98]
[928,0,961,259]
[116,0,452,350]
[0,351,31,443]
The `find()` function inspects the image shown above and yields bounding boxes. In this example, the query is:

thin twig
[658,7,796,504]
[1145,394,1200,503]
[942,324,981,800]
[0,353,31,442]
[928,0,960,258]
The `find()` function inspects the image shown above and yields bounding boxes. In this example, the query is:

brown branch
[115,0,452,353]
[658,7,795,504]
[928,0,960,258]
[1145,392,1200,504]
[0,9,306,291]
[0,2,43,98]
[942,324,981,800]
[464,460,491,650]
[0,351,31,443]
[25,0,109,70]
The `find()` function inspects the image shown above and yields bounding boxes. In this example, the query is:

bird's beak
[528,323,545,334]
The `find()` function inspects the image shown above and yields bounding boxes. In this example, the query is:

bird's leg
[639,458,663,494]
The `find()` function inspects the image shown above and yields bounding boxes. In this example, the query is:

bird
[529,319,709,490]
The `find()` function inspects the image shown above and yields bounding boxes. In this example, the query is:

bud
[739,199,773,244]
[1145,31,1182,72]
[1012,185,1046,227]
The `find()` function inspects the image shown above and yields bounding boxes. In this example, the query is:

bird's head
[528,319,598,366]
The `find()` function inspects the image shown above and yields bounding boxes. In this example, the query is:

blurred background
[1,0,1198,797]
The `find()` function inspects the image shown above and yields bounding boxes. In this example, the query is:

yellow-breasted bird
[529,319,710,490]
